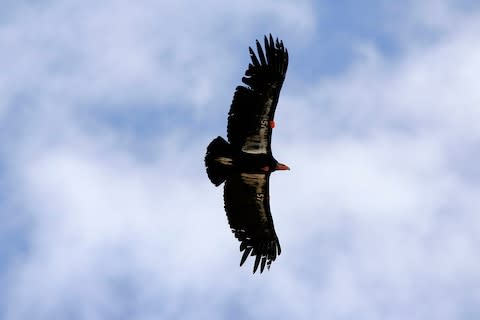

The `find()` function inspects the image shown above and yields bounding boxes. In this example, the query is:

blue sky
[2,0,480,319]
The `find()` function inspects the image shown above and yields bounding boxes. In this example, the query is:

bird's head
[261,160,290,172]
[274,162,290,171]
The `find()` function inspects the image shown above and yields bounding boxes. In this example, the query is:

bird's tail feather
[205,136,233,186]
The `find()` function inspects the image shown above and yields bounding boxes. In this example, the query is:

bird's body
[205,34,289,273]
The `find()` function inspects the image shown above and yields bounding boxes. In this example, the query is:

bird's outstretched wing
[227,34,289,155]
[223,172,281,273]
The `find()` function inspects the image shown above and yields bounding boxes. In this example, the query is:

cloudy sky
[2,0,480,319]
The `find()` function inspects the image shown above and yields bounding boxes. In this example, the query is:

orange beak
[275,163,290,171]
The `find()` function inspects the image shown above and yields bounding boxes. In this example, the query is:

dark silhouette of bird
[205,34,289,273]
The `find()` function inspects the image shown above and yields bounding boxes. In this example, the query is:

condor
[205,34,289,273]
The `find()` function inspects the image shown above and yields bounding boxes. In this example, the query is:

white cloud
[271,3,480,318]
[0,0,315,118]
[2,1,480,319]
[6,138,235,319]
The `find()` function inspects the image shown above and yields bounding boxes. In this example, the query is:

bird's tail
[205,136,233,186]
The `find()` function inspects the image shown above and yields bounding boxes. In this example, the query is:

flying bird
[205,34,289,273]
